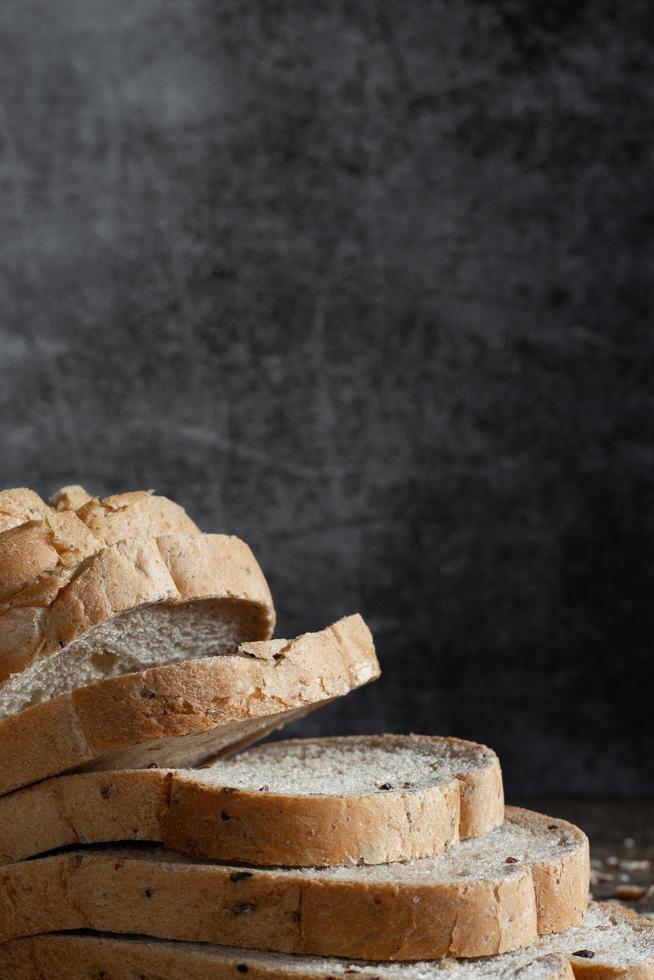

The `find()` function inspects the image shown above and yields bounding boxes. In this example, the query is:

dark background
[0,1,652,795]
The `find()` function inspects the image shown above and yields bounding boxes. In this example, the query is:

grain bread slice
[0,734,503,867]
[2,904,648,979]
[0,934,576,980]
[0,808,588,959]
[0,532,274,703]
[0,615,378,796]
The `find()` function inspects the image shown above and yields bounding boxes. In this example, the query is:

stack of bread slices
[0,485,650,979]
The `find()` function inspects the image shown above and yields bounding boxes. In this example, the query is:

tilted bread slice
[2,904,648,980]
[0,615,378,796]
[0,808,588,959]
[0,734,503,867]
[0,935,575,980]
[0,532,274,701]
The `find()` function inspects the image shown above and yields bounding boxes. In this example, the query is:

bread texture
[0,934,575,979]
[0,532,274,706]
[75,490,200,543]
[0,734,502,867]
[0,489,205,681]
[2,905,649,979]
[0,488,49,533]
[48,484,92,511]
[0,614,378,796]
[0,808,588,960]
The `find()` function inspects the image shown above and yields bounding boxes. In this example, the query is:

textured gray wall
[0,1,652,794]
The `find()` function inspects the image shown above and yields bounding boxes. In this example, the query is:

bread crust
[48,484,92,511]
[0,734,502,867]
[0,513,101,604]
[0,488,49,533]
[0,488,199,606]
[75,490,200,543]
[0,808,587,960]
[0,532,275,683]
[0,615,378,795]
[0,934,576,979]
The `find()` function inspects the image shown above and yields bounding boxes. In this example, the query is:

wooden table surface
[516,797,654,918]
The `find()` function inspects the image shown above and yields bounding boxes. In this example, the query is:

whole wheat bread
[0,615,378,796]
[0,808,588,960]
[0,734,502,867]
[1,904,648,979]
[0,532,274,707]
[0,934,576,980]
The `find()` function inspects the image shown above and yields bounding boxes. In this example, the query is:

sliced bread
[1,904,649,979]
[0,532,274,702]
[0,935,575,980]
[0,615,378,795]
[0,734,503,867]
[0,808,588,959]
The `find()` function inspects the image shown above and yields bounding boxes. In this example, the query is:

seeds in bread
[0,934,576,980]
[0,614,379,795]
[0,808,588,960]
[0,734,503,867]
[1,905,649,978]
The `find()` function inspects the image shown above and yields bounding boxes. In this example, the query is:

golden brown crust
[0,615,377,795]
[0,935,577,980]
[0,488,49,533]
[0,808,586,960]
[0,734,502,867]
[76,491,200,543]
[0,514,101,603]
[48,484,92,511]
[0,532,275,682]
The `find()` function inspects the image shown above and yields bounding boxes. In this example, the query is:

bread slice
[0,532,274,702]
[0,808,588,959]
[0,734,503,867]
[0,615,378,796]
[1,904,649,979]
[0,935,575,980]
